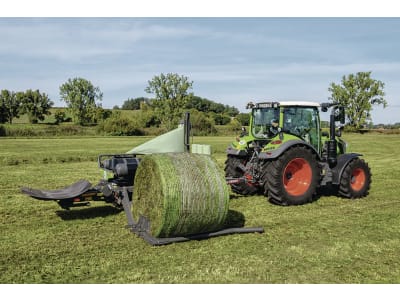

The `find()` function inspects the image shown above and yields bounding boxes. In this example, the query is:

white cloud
[0,19,200,62]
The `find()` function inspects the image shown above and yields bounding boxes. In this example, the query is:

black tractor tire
[224,155,258,195]
[338,158,371,198]
[262,145,320,206]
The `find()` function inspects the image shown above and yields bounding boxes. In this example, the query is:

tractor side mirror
[320,102,330,112]
[246,102,255,109]
[335,106,345,124]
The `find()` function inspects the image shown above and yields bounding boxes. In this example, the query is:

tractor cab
[244,101,322,154]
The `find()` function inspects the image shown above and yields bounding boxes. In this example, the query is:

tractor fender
[258,140,321,160]
[331,153,362,185]
[226,147,248,157]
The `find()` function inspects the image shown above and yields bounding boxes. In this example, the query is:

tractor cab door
[283,107,321,153]
[251,106,280,138]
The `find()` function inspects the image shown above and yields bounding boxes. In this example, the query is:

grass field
[0,133,399,283]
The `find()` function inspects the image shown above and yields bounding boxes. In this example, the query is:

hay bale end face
[132,153,230,238]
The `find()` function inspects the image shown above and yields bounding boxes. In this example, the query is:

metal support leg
[120,187,135,227]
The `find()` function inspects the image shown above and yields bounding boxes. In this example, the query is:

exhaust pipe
[321,102,345,168]
[327,111,337,168]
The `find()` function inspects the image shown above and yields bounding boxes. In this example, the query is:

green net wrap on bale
[132,153,230,238]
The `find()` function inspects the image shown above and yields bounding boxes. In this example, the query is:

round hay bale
[132,153,230,238]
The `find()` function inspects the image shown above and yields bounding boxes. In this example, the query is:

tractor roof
[248,101,321,109]
[278,101,320,107]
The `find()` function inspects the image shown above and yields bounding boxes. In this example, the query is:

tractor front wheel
[262,146,320,205]
[338,158,371,198]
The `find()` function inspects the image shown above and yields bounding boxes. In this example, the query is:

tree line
[0,74,240,130]
[0,71,388,132]
[120,96,239,119]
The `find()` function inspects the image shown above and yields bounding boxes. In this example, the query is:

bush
[94,107,112,123]
[97,114,144,136]
[4,125,36,137]
[54,110,66,124]
[0,124,94,137]
[236,113,250,126]
[139,109,161,128]
[228,118,242,132]
[212,113,231,125]
[190,110,217,136]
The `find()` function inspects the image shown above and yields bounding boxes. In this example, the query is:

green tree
[0,99,6,124]
[186,96,210,112]
[223,105,240,117]
[0,90,21,124]
[59,77,103,125]
[212,113,231,125]
[228,118,242,132]
[19,89,53,124]
[54,109,66,124]
[189,109,217,136]
[122,97,149,110]
[185,96,239,116]
[145,73,193,130]
[328,72,387,129]
[235,112,250,126]
[97,111,144,136]
[93,107,112,123]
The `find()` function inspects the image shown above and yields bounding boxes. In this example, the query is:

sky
[1,4,400,124]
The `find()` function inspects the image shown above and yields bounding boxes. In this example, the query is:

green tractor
[225,101,372,205]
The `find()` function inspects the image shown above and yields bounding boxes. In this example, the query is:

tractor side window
[283,107,320,150]
[252,107,280,138]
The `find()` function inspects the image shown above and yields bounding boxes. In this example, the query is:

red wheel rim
[283,158,312,196]
[351,168,366,191]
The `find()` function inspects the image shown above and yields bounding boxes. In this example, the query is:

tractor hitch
[226,177,246,185]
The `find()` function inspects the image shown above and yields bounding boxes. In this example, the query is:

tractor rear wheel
[338,158,371,198]
[262,145,320,205]
[224,155,258,195]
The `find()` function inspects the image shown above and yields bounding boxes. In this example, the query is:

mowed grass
[0,133,399,283]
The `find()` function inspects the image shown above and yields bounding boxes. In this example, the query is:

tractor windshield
[252,107,280,138]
